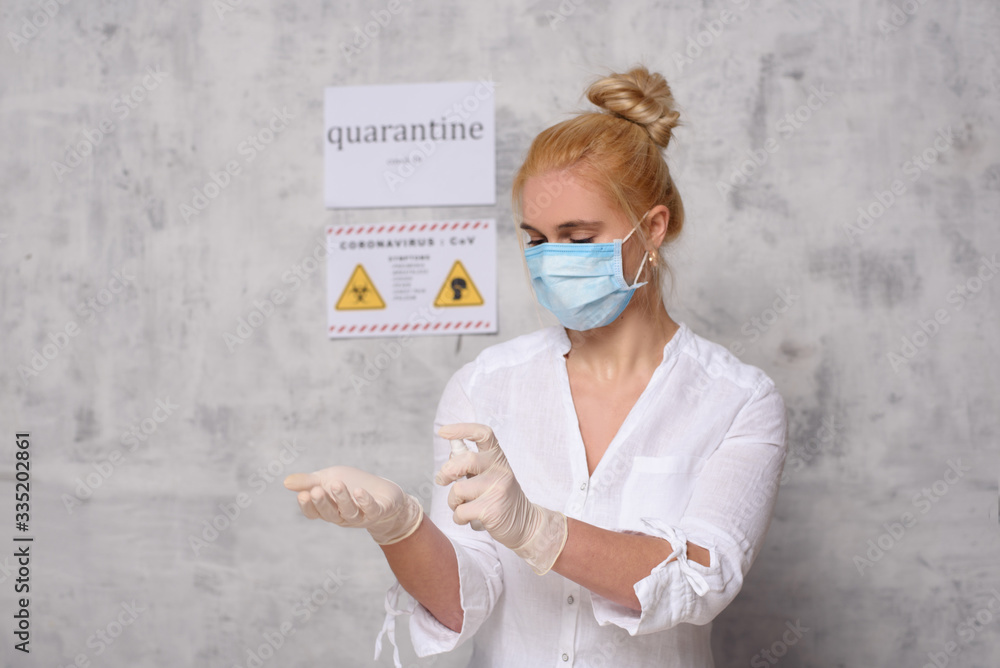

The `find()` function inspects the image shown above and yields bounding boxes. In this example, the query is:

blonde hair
[512,65,685,295]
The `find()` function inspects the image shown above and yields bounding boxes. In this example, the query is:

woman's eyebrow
[557,220,603,230]
[519,220,603,231]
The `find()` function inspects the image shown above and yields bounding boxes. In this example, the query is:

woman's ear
[644,205,671,250]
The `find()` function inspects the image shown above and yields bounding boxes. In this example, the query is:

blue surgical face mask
[524,225,649,331]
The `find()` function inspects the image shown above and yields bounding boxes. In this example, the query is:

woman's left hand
[435,423,568,575]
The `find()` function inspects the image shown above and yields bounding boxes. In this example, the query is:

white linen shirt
[375,321,788,668]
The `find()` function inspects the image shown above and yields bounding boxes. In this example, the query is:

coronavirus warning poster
[327,220,497,339]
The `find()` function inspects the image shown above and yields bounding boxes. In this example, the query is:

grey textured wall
[2,1,998,666]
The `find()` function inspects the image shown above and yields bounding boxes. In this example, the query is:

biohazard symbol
[335,264,386,310]
[433,260,484,307]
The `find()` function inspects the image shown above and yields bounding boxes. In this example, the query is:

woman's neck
[564,298,679,381]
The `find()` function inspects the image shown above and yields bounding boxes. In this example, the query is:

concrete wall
[2,1,998,666]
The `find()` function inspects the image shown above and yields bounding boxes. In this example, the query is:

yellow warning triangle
[433,260,484,307]
[335,264,386,310]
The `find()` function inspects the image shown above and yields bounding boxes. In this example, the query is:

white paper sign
[327,220,497,338]
[324,81,496,208]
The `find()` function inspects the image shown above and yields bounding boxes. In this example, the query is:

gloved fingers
[354,487,387,519]
[327,480,364,523]
[447,478,489,512]
[452,499,486,527]
[296,490,321,520]
[435,451,482,485]
[283,472,321,491]
[438,423,500,452]
[310,485,348,525]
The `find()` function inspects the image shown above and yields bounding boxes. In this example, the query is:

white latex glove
[448,438,486,532]
[284,466,424,546]
[435,423,568,575]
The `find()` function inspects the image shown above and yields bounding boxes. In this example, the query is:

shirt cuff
[374,538,501,664]
[591,518,732,635]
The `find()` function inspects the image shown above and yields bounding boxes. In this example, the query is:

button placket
[557,575,580,666]
[558,469,588,666]
[565,476,590,520]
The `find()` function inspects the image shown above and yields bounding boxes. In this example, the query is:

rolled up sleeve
[591,378,788,634]
[379,537,502,660]
[375,362,504,664]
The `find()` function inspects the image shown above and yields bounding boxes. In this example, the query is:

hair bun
[586,65,681,148]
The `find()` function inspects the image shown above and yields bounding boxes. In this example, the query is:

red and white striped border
[326,220,490,235]
[329,321,491,334]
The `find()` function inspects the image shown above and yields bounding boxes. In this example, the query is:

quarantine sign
[324,81,496,209]
[327,220,497,339]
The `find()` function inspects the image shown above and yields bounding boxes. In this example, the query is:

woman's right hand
[283,466,424,546]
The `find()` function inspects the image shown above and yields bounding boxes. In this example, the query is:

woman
[285,65,788,668]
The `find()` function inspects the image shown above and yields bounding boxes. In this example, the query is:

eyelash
[526,237,594,247]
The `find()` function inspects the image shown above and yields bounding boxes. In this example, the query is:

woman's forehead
[522,172,618,221]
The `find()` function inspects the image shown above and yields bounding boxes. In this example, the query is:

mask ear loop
[630,251,649,287]
[624,211,652,289]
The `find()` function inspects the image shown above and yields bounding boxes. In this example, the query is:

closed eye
[527,237,594,246]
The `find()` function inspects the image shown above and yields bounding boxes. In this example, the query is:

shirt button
[567,595,574,605]
[580,482,587,490]
[562,653,569,661]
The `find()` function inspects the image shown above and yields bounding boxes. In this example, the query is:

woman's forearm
[379,514,464,633]
[551,517,710,611]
